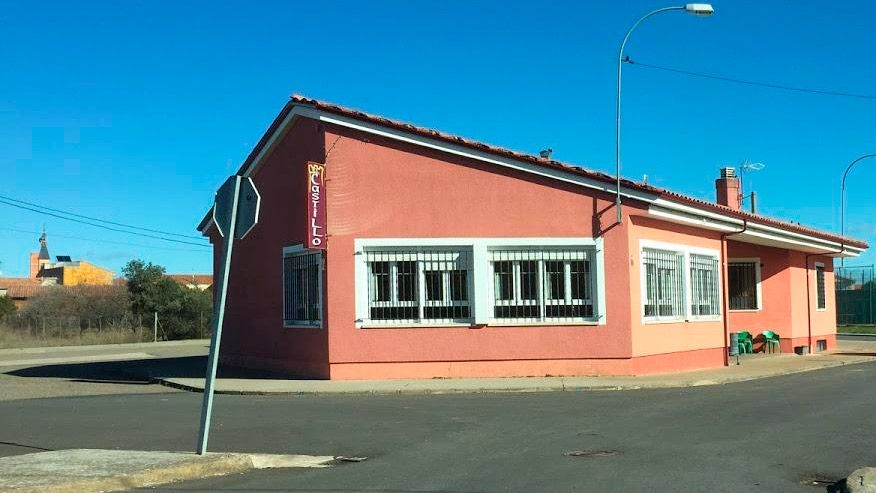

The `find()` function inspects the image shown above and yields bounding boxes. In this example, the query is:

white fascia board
[648,205,742,233]
[199,218,216,236]
[647,203,863,257]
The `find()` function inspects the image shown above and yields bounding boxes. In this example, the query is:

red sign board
[306,162,327,249]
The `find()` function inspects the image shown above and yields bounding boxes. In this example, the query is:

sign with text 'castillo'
[306,161,326,249]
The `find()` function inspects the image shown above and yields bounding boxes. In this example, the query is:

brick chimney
[715,167,741,210]
[29,252,40,278]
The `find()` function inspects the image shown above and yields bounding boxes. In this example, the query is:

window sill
[284,323,323,329]
[729,309,761,313]
[486,320,601,327]
[643,317,722,325]
[357,320,603,328]
[358,322,474,329]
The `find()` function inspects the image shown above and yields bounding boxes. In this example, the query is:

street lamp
[614,3,714,224]
[840,154,876,265]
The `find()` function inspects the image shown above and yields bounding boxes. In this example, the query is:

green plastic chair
[737,331,754,354]
[762,330,781,354]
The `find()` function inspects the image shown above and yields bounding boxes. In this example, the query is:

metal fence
[835,264,876,325]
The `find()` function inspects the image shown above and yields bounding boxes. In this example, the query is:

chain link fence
[835,265,876,326]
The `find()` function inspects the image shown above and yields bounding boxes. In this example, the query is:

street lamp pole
[615,3,714,225]
[840,154,876,266]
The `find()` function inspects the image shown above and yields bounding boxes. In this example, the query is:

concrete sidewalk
[157,340,876,395]
[0,449,335,493]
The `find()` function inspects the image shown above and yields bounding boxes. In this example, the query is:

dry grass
[0,325,154,349]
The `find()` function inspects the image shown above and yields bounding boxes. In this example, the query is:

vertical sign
[306,161,327,249]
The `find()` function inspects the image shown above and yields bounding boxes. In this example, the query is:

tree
[122,259,212,340]
[0,295,16,318]
[122,260,174,315]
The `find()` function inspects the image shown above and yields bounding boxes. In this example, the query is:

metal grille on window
[365,249,472,324]
[642,248,685,319]
[816,265,826,309]
[490,249,594,323]
[283,251,322,326]
[690,254,720,317]
[728,263,758,310]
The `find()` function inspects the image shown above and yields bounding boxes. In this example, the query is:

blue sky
[2,0,875,277]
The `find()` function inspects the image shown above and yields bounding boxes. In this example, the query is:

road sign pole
[196,176,242,455]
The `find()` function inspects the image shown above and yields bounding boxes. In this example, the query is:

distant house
[0,277,45,309]
[168,274,213,291]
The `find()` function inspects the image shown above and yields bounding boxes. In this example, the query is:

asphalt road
[2,361,876,492]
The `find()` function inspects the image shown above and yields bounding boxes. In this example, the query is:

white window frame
[362,247,474,326]
[815,261,827,311]
[282,245,324,328]
[354,238,606,328]
[639,240,722,324]
[728,258,762,312]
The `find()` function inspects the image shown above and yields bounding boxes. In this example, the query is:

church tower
[29,227,51,278]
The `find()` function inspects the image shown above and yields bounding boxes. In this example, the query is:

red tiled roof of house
[203,94,867,250]
[0,277,45,299]
[168,274,213,286]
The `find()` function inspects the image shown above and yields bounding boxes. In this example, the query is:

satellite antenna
[739,160,765,213]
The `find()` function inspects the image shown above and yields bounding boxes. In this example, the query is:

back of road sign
[212,176,261,239]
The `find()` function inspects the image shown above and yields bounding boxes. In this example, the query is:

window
[641,244,721,322]
[728,261,760,310]
[642,248,686,320]
[689,254,720,317]
[365,249,472,324]
[283,248,323,327]
[490,249,595,322]
[354,238,606,327]
[816,263,826,310]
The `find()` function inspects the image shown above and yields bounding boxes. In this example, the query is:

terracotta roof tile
[168,274,213,286]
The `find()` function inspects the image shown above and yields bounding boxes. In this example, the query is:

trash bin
[729,332,739,356]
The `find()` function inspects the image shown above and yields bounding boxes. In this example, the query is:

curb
[152,356,874,396]
[2,453,252,493]
[0,450,336,493]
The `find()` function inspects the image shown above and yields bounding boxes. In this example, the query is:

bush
[123,259,212,340]
[18,285,131,330]
[0,296,16,318]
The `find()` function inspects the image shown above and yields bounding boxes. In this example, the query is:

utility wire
[0,199,211,248]
[624,57,876,101]
[0,226,210,253]
[0,193,209,241]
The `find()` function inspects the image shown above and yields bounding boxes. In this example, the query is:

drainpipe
[720,219,748,366]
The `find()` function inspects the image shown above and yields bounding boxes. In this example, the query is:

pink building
[197,95,868,379]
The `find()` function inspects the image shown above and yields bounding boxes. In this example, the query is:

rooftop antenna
[739,160,765,213]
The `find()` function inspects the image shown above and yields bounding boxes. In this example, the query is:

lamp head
[685,3,714,15]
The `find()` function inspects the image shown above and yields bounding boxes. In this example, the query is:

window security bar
[728,262,758,310]
[283,251,323,327]
[365,249,472,324]
[643,248,686,320]
[690,254,720,317]
[489,249,595,323]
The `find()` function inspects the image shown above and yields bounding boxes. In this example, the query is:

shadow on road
[4,356,286,385]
